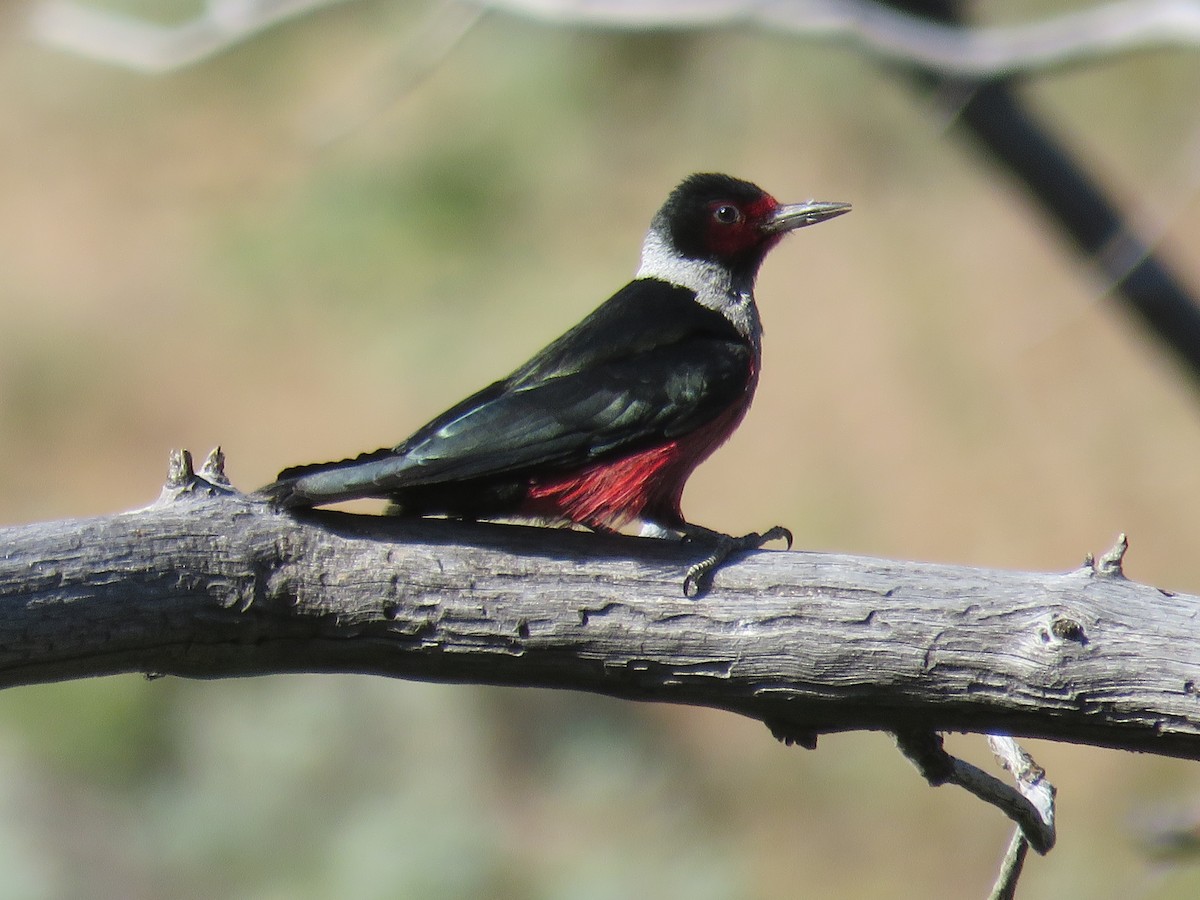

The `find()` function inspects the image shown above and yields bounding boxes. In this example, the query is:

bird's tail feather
[257,447,398,508]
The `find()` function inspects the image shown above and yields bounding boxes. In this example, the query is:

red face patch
[702,194,781,260]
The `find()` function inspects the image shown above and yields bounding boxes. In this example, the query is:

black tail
[256,474,311,509]
[257,447,399,508]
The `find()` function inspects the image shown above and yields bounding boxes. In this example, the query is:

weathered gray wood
[1,461,1198,761]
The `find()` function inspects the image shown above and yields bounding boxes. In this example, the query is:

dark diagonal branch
[889,0,1200,389]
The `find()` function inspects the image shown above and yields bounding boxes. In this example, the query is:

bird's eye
[713,204,742,225]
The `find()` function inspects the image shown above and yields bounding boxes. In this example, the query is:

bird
[260,173,850,594]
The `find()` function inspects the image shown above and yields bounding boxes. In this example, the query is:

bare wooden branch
[491,0,1200,75]
[26,0,358,73]
[988,829,1029,900]
[893,729,1054,896]
[984,735,1057,899]
[895,730,1055,854]
[2,451,1199,769]
[3,450,1196,899]
[26,0,1200,76]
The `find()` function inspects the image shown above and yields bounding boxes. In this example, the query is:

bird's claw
[681,525,792,597]
[761,525,793,550]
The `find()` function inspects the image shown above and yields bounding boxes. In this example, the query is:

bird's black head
[655,173,850,278]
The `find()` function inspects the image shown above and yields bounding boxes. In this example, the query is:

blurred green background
[3,1,1200,897]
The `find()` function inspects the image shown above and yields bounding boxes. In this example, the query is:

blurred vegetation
[2,1,1200,897]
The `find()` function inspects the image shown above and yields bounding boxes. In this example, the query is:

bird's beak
[763,200,852,234]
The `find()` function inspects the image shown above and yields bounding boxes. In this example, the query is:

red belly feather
[521,381,755,531]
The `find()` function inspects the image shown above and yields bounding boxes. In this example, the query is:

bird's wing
[265,336,749,506]
[388,337,751,484]
[261,280,751,506]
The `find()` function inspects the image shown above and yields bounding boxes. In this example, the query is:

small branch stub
[1080,533,1130,577]
[165,447,194,488]
[199,445,231,486]
[155,447,237,506]
[1097,533,1129,578]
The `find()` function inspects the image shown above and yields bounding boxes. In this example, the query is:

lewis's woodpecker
[261,173,850,593]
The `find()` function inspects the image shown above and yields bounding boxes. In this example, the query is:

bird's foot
[679,524,793,598]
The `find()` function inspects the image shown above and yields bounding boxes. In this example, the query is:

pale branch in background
[26,0,1200,76]
[490,0,1200,75]
[26,0,358,73]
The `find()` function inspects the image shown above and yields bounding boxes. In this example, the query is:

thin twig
[987,735,1057,844]
[895,729,1055,897]
[894,730,1056,855]
[988,830,1029,900]
[983,735,1057,898]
